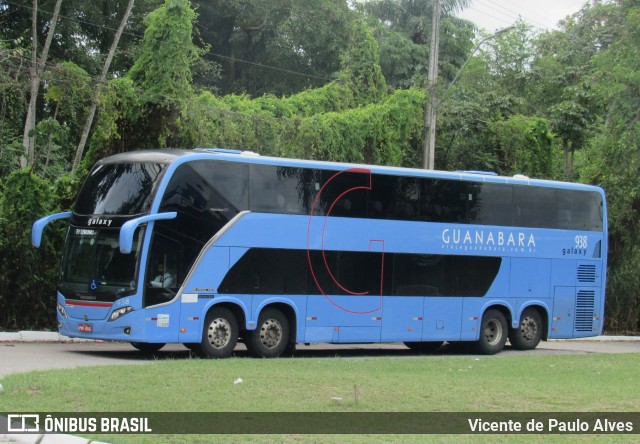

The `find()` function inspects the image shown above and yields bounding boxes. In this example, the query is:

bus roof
[98,148,604,194]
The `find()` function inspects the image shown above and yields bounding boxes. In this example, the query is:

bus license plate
[78,323,92,333]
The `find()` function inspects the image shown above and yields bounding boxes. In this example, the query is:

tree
[548,83,598,180]
[21,0,63,168]
[194,0,354,96]
[579,0,640,332]
[0,169,61,330]
[128,0,201,104]
[72,0,135,171]
[361,0,475,88]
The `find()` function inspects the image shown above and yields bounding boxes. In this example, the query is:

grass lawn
[1,353,638,443]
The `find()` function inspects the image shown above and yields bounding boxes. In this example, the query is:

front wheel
[193,307,239,358]
[245,308,290,358]
[509,307,543,350]
[475,309,508,355]
[131,342,165,353]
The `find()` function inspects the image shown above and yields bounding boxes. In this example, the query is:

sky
[457,0,591,32]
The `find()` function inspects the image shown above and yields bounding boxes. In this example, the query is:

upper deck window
[75,163,166,216]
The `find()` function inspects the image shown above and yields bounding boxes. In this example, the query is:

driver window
[145,233,182,307]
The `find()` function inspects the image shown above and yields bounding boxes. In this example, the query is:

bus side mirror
[119,212,177,254]
[32,212,72,248]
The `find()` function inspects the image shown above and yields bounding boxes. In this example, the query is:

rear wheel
[245,308,290,358]
[475,309,508,355]
[404,341,444,353]
[131,342,165,353]
[509,307,543,350]
[194,307,238,358]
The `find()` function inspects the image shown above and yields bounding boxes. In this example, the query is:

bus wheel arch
[476,306,510,355]
[246,303,296,358]
[509,305,546,350]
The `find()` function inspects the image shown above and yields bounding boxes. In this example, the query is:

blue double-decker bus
[32,149,607,357]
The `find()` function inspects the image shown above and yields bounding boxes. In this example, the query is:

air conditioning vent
[577,264,597,283]
[575,290,595,332]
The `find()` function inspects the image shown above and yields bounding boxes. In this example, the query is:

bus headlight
[109,306,134,322]
[57,302,67,318]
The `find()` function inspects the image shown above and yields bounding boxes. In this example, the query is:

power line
[479,0,554,29]
[461,0,548,32]
[208,53,332,82]
[2,0,144,39]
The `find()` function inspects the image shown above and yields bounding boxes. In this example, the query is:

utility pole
[422,22,514,170]
[422,0,440,170]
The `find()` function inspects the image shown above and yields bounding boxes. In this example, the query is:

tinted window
[393,254,444,296]
[159,161,248,244]
[513,186,557,228]
[219,248,308,295]
[369,175,420,220]
[557,189,603,231]
[75,163,165,215]
[336,251,389,296]
[313,169,369,218]
[468,183,514,226]
[157,161,248,286]
[220,248,501,298]
[250,165,314,214]
[421,179,470,223]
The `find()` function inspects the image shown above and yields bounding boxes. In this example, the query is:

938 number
[575,235,588,249]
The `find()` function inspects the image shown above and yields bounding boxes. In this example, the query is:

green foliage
[488,115,554,177]
[0,169,61,330]
[282,89,425,165]
[337,20,386,106]
[85,77,141,164]
[1,0,640,332]
[128,0,202,105]
[577,0,640,332]
[194,0,353,96]
[184,87,425,165]
[362,0,475,88]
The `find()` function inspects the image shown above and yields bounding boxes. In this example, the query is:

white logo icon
[7,414,40,432]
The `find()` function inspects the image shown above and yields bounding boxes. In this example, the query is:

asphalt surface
[1,336,639,443]
[1,337,640,377]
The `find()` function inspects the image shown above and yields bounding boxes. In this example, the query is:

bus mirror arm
[119,212,177,254]
[32,212,72,248]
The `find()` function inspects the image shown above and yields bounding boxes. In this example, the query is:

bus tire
[131,342,165,353]
[196,307,238,358]
[404,341,444,353]
[245,308,289,358]
[509,307,543,350]
[476,309,508,355]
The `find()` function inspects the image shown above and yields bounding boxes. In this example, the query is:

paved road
[1,339,640,377]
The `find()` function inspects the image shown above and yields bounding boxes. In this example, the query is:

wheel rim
[520,316,538,341]
[208,317,232,349]
[484,319,503,345]
[259,318,283,349]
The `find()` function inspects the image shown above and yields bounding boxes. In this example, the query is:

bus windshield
[59,227,145,301]
[75,163,166,216]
